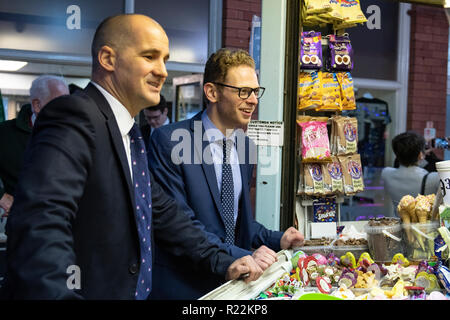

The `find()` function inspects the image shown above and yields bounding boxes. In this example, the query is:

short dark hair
[91,14,134,73]
[144,94,167,113]
[203,48,255,105]
[392,131,425,167]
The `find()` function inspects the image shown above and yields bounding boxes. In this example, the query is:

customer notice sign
[247,120,284,147]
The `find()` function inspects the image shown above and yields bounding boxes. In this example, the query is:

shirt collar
[91,81,135,137]
[201,110,236,144]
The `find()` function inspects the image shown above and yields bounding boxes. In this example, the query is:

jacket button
[129,264,138,274]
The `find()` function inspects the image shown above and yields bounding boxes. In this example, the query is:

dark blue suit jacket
[148,112,282,299]
[3,85,234,299]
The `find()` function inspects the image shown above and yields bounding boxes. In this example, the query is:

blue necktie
[221,138,235,245]
[129,123,153,300]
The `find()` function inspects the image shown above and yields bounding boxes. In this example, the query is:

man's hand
[280,227,304,249]
[0,193,14,216]
[225,255,263,283]
[252,245,277,271]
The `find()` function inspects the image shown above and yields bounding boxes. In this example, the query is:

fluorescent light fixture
[0,60,28,71]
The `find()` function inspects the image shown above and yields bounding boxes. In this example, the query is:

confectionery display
[251,248,449,300]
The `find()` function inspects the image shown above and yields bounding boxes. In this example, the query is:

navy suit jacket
[3,84,234,299]
[148,112,282,299]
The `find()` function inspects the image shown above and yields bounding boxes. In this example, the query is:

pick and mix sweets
[297,116,331,162]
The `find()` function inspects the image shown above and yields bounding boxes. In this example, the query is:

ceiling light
[0,60,28,71]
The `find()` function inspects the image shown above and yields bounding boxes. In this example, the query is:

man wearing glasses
[148,48,304,299]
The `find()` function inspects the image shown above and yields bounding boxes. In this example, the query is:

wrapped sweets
[300,31,323,70]
[327,34,354,72]
[398,195,416,242]
[334,0,367,30]
[339,153,364,195]
[297,116,331,162]
[337,72,356,110]
[298,71,322,111]
[317,72,341,111]
[331,116,358,155]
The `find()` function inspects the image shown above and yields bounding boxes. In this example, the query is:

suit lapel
[190,113,223,215]
[84,84,135,207]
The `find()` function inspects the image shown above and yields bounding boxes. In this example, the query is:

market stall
[201,0,450,300]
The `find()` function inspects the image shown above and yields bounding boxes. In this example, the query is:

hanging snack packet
[327,34,353,72]
[313,198,337,222]
[298,71,322,110]
[304,163,325,196]
[323,156,344,194]
[300,31,323,70]
[339,154,364,195]
[333,116,358,155]
[318,0,343,23]
[297,116,331,162]
[340,0,367,25]
[304,0,332,14]
[337,72,356,110]
[319,72,341,111]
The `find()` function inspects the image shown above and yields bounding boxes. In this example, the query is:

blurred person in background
[0,75,69,215]
[141,94,169,147]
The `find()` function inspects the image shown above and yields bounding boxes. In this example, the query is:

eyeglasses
[212,82,265,100]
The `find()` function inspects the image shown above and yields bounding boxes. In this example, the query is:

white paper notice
[247,120,284,147]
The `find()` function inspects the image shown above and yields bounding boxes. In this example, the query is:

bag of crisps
[323,156,344,194]
[304,163,326,196]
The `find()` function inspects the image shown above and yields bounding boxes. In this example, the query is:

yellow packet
[298,71,322,111]
[337,72,356,110]
[340,0,367,24]
[319,0,343,22]
[304,0,332,14]
[318,72,341,111]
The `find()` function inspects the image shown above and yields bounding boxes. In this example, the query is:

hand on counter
[225,255,263,283]
[252,245,278,271]
[280,226,305,249]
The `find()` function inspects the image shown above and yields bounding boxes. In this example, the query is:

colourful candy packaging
[436,264,450,293]
[300,31,323,70]
[327,34,353,72]
[313,198,337,222]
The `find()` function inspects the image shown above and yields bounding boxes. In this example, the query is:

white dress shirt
[201,111,242,223]
[91,82,135,179]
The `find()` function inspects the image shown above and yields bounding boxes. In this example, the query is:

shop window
[348,0,399,81]
[134,0,209,64]
[0,0,124,56]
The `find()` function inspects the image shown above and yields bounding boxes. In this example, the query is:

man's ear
[97,45,116,72]
[204,83,218,104]
[31,99,41,115]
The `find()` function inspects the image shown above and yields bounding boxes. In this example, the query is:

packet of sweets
[318,72,341,111]
[340,0,367,25]
[318,0,343,23]
[333,116,358,155]
[337,72,356,110]
[324,156,344,194]
[298,71,322,111]
[327,34,353,72]
[313,198,337,222]
[304,0,332,14]
[297,116,331,162]
[339,154,364,195]
[304,163,325,196]
[300,31,323,70]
